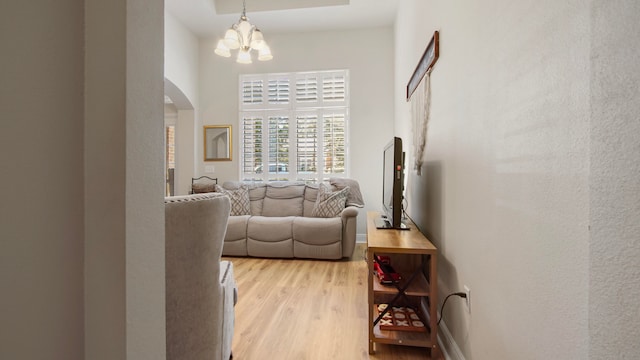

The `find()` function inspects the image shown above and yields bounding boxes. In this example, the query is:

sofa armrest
[340,206,359,258]
[340,206,359,219]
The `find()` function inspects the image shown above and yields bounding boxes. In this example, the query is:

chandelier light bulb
[223,28,240,49]
[258,45,273,61]
[250,29,265,50]
[237,49,252,64]
[214,40,231,57]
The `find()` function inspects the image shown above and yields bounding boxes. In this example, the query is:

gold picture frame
[204,125,232,161]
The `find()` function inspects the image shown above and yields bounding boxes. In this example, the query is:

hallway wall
[589,0,640,357]
[395,1,590,358]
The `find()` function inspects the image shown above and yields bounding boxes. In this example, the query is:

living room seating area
[214,178,364,260]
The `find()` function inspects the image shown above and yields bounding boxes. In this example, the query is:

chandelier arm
[247,26,255,50]
[235,27,245,49]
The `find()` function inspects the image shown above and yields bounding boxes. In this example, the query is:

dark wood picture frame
[406,31,439,101]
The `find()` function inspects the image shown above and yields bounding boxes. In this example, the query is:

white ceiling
[165,0,399,38]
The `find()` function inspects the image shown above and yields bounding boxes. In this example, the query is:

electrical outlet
[464,285,471,313]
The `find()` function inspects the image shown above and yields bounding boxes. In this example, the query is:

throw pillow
[311,183,349,218]
[215,185,250,216]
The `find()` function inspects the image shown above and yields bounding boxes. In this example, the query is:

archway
[164,78,196,195]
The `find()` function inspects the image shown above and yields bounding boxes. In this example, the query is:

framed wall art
[204,125,232,161]
[406,31,439,101]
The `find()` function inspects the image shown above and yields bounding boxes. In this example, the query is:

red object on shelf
[374,255,401,285]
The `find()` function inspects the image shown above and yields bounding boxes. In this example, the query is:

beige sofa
[218,179,363,260]
[165,193,237,360]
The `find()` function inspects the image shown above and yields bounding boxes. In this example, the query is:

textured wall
[125,0,166,357]
[589,0,640,358]
[395,0,591,359]
[85,0,165,358]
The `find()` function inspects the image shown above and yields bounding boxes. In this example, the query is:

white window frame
[239,70,350,182]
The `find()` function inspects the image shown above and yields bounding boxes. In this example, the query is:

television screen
[379,137,407,230]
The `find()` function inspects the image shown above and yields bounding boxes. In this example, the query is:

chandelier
[214,0,273,64]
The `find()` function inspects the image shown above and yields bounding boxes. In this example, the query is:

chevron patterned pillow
[215,185,250,216]
[311,183,349,218]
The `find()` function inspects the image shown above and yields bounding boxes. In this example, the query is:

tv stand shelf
[366,211,440,357]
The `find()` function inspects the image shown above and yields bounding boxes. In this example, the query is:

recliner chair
[165,193,237,360]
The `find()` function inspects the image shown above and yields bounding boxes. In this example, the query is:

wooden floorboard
[225,244,437,359]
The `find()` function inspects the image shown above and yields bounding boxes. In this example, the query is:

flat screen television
[377,136,408,230]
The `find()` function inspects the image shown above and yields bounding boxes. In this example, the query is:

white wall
[165,11,200,109]
[395,1,591,359]
[1,1,85,358]
[198,27,395,235]
[589,0,640,358]
[165,12,200,196]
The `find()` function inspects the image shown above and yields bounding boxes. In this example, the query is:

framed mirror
[204,125,232,161]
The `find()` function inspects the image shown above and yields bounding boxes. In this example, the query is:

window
[239,70,349,182]
[165,124,175,196]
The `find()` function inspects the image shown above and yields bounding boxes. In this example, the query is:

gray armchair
[165,193,237,360]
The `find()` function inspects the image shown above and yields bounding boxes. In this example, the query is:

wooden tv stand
[366,211,439,357]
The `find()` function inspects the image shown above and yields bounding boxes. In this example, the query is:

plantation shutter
[241,76,265,110]
[296,113,318,175]
[239,70,349,181]
[322,72,346,104]
[323,111,346,175]
[241,115,264,177]
[268,76,290,105]
[295,74,319,105]
[267,114,290,179]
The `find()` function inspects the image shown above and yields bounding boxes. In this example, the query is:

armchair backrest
[165,193,231,359]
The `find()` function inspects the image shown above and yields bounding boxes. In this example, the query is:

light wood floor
[225,244,438,360]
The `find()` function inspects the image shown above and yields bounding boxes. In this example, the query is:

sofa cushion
[262,183,305,217]
[247,216,294,242]
[311,183,349,218]
[216,185,250,216]
[247,216,294,257]
[223,215,249,256]
[293,217,342,244]
[248,184,267,215]
[265,182,306,199]
[293,217,342,259]
[303,184,320,217]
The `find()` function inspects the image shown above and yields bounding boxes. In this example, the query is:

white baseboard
[438,319,465,360]
[356,233,367,243]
